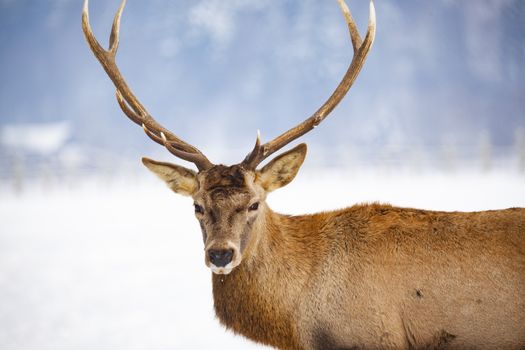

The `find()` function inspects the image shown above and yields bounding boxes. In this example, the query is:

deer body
[82,1,525,349]
[213,204,525,350]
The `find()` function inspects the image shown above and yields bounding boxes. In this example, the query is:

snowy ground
[1,169,524,350]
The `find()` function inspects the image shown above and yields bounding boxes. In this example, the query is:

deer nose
[208,249,234,267]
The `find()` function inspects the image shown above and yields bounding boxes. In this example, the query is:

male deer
[82,0,525,349]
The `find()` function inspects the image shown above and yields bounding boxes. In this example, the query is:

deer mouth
[205,241,241,274]
[210,263,234,275]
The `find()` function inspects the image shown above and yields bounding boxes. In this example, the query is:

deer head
[82,0,375,274]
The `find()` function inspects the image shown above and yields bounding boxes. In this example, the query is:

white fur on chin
[210,263,233,275]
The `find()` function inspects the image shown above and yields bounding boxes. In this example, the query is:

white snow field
[1,170,524,350]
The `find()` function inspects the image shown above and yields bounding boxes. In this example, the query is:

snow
[0,122,71,155]
[0,170,524,350]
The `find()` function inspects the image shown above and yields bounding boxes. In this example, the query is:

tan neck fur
[212,205,326,349]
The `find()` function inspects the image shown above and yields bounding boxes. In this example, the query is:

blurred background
[1,0,524,349]
[0,0,524,188]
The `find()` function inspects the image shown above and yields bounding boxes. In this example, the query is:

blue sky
[0,0,524,165]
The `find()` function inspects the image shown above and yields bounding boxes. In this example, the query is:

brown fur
[213,204,525,350]
[143,146,525,350]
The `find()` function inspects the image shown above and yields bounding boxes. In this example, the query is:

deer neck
[211,205,320,348]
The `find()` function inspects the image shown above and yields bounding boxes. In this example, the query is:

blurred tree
[479,130,492,172]
[516,127,525,173]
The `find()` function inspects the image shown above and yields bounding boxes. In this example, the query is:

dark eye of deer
[248,202,259,211]
[194,204,204,214]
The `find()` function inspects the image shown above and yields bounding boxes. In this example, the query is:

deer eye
[248,202,259,211]
[194,204,204,214]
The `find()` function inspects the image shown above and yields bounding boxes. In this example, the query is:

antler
[82,0,213,171]
[242,0,376,169]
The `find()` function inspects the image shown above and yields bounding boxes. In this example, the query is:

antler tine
[242,0,376,169]
[242,130,262,166]
[82,0,213,171]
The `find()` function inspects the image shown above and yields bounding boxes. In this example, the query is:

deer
[82,0,525,349]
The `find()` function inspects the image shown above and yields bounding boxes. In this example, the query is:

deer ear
[142,157,198,196]
[256,143,307,192]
